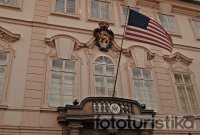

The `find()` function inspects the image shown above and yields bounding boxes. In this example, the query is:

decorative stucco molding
[163,52,193,65]
[0,26,20,42]
[159,2,172,14]
[124,0,137,7]
[124,45,155,60]
[45,34,84,49]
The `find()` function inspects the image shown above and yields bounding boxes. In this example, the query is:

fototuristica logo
[94,115,196,130]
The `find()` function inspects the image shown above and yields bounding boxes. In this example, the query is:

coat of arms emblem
[93,21,114,52]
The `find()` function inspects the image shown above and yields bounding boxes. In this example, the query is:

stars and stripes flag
[125,9,173,52]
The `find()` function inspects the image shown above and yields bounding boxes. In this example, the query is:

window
[174,73,200,114]
[158,14,178,34]
[0,0,17,6]
[49,59,76,107]
[192,20,200,39]
[54,0,77,15]
[0,53,7,96]
[90,0,111,21]
[94,56,115,97]
[121,6,138,24]
[132,68,157,110]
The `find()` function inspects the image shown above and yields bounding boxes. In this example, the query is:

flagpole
[112,6,130,97]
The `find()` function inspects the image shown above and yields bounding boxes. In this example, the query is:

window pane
[63,85,73,95]
[183,75,192,84]
[64,73,74,85]
[174,74,183,84]
[104,56,113,64]
[95,57,104,63]
[91,0,99,19]
[142,69,151,79]
[96,87,105,96]
[64,60,75,72]
[0,78,3,92]
[106,66,114,76]
[64,96,73,105]
[52,59,63,71]
[194,21,200,37]
[107,77,115,89]
[186,86,199,113]
[51,72,62,83]
[0,53,7,65]
[0,0,5,3]
[7,0,17,5]
[167,15,177,33]
[159,14,177,33]
[95,76,104,87]
[177,85,190,114]
[66,0,76,14]
[0,66,5,79]
[133,80,143,90]
[49,95,60,106]
[55,0,65,12]
[132,68,142,79]
[95,65,103,75]
[143,81,153,91]
[101,2,110,20]
[159,14,168,30]
[50,73,62,96]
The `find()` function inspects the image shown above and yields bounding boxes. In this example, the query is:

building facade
[0,0,200,134]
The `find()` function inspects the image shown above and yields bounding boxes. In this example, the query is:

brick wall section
[153,51,179,114]
[24,0,49,107]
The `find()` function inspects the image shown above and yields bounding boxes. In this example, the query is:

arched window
[93,56,116,97]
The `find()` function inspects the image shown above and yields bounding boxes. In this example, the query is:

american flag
[125,9,173,52]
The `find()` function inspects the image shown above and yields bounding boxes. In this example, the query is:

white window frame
[173,73,200,114]
[157,13,180,35]
[191,20,200,40]
[49,59,76,107]
[93,56,116,97]
[88,0,113,22]
[52,0,79,17]
[132,67,157,111]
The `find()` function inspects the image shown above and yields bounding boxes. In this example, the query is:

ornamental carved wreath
[93,21,114,52]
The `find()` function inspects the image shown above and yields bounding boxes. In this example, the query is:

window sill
[50,12,80,19]
[0,104,8,109]
[0,3,21,10]
[40,107,58,112]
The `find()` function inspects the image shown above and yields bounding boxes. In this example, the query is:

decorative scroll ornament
[93,21,114,52]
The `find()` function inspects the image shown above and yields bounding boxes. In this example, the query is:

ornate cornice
[163,52,193,65]
[0,26,20,42]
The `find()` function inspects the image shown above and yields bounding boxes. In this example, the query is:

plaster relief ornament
[93,21,114,52]
[110,103,120,114]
